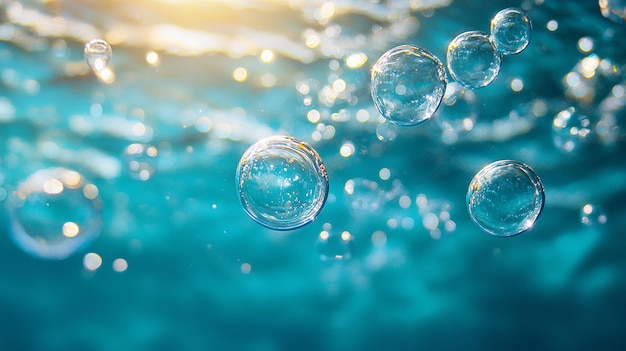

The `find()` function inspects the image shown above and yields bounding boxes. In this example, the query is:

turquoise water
[1,0,625,350]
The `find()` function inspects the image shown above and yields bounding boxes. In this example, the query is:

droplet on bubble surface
[316,229,353,261]
[236,135,329,230]
[490,8,532,55]
[467,160,544,237]
[84,39,112,71]
[447,31,502,89]
[371,45,447,126]
[6,168,103,260]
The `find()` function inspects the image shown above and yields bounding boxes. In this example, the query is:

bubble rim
[466,159,545,237]
[236,135,329,231]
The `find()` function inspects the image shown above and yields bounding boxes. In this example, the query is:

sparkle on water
[371,45,447,126]
[84,39,112,71]
[315,229,353,261]
[236,135,329,231]
[467,160,545,237]
[6,168,103,260]
[447,31,502,89]
[490,8,532,55]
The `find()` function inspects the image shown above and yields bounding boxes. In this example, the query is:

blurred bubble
[344,178,384,216]
[84,39,112,72]
[83,252,103,271]
[467,160,544,237]
[376,119,400,142]
[371,45,447,126]
[236,136,329,230]
[433,82,477,143]
[580,203,608,226]
[490,8,532,55]
[552,107,594,153]
[316,229,353,261]
[123,143,158,181]
[599,0,626,24]
[7,168,103,260]
[447,31,502,89]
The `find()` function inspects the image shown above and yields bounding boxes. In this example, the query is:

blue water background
[0,0,625,350]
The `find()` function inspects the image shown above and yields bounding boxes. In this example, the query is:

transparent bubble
[599,0,626,24]
[552,107,593,153]
[344,178,384,216]
[316,230,353,261]
[580,203,608,226]
[467,160,545,237]
[123,143,158,181]
[84,39,112,71]
[490,8,532,55]
[371,45,447,126]
[236,135,329,230]
[447,31,502,89]
[433,82,477,143]
[6,168,103,260]
[376,119,400,142]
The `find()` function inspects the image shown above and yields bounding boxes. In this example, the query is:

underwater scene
[1,0,625,350]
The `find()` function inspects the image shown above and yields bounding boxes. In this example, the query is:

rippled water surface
[1,0,625,350]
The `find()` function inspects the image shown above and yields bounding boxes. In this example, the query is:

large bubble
[236,135,329,230]
[371,45,447,126]
[6,168,103,260]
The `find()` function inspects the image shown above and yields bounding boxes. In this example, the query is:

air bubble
[236,136,329,230]
[467,160,544,237]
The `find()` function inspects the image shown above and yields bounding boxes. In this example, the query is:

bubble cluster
[6,168,103,260]
[447,31,502,89]
[467,160,544,237]
[371,45,447,126]
[236,135,329,230]
[446,8,531,89]
[490,8,532,55]
[84,39,112,71]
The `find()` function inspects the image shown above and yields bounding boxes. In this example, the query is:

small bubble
[552,107,593,153]
[490,8,532,55]
[84,39,112,72]
[467,160,544,237]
